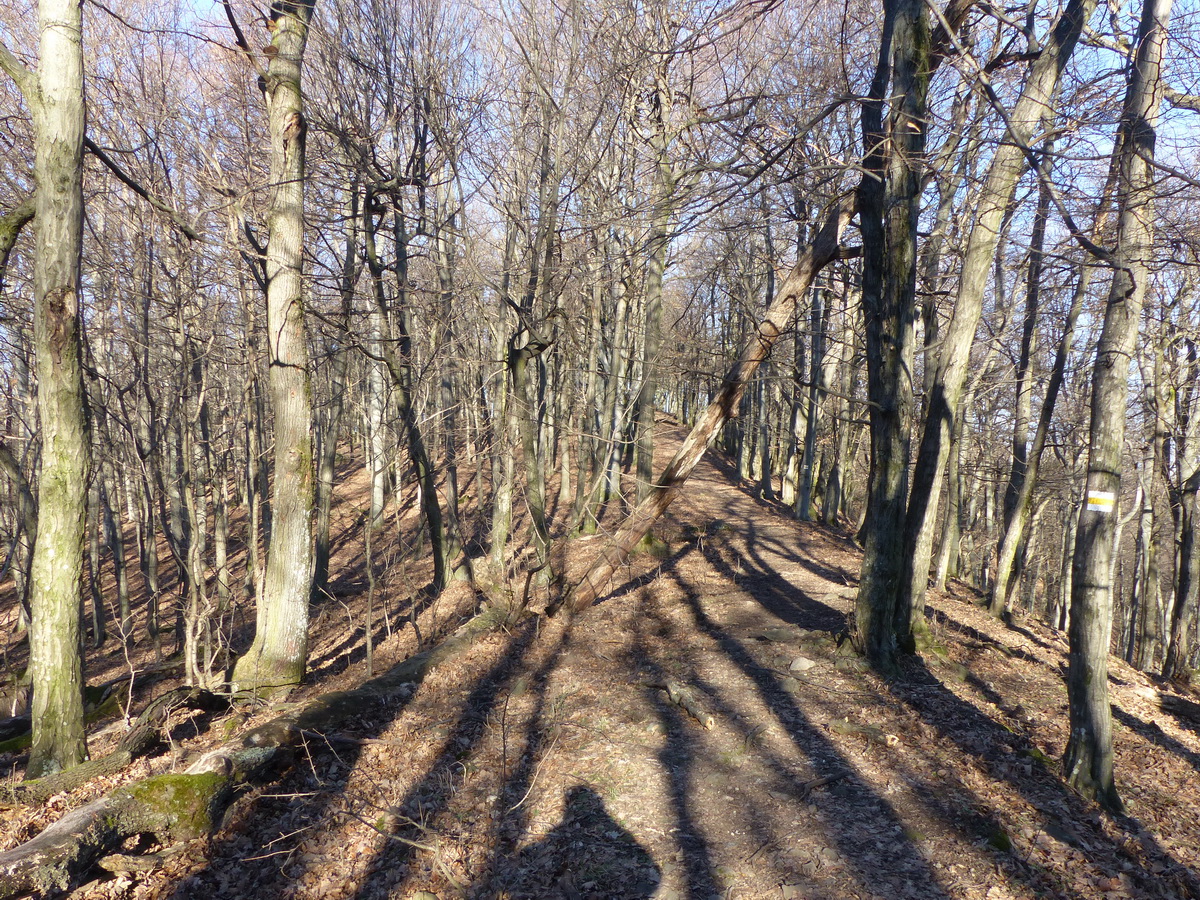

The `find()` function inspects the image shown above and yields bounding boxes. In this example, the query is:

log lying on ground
[646,680,715,729]
[0,613,497,899]
[1,688,228,807]
[552,198,855,616]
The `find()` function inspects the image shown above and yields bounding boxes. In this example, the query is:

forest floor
[4,423,1200,900]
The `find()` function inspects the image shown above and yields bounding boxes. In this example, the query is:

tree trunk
[231,0,317,693]
[362,188,450,591]
[313,181,359,600]
[898,0,1096,645]
[990,262,1091,615]
[21,0,92,779]
[433,175,466,577]
[933,408,963,590]
[557,200,852,614]
[797,289,827,520]
[854,0,930,670]
[1064,0,1172,812]
[635,116,673,507]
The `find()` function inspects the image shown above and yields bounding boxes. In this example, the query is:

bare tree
[228,0,318,692]
[0,0,91,777]
[1064,0,1173,812]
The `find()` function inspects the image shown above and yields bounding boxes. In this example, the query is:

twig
[798,771,850,798]
[346,810,438,852]
[506,733,560,814]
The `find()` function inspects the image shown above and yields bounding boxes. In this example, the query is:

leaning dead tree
[551,198,854,615]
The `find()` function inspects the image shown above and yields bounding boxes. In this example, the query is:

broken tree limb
[647,680,715,729]
[0,613,499,898]
[798,771,850,798]
[0,195,35,295]
[552,198,855,616]
[827,718,899,747]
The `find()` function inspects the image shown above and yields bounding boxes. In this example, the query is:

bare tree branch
[0,195,35,293]
[0,40,37,110]
[83,138,200,241]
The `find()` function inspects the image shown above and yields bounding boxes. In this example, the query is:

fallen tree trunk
[1,688,228,808]
[0,613,497,898]
[552,198,855,615]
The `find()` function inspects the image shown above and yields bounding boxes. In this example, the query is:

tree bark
[231,0,318,693]
[313,180,359,600]
[854,0,930,670]
[1162,343,1200,681]
[1064,0,1172,812]
[18,0,92,779]
[898,0,1096,644]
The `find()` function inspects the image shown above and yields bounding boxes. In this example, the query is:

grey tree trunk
[489,196,520,564]
[992,141,1125,617]
[361,188,450,591]
[898,0,1096,645]
[433,175,465,576]
[1128,445,1161,668]
[231,0,318,692]
[1064,0,1172,812]
[797,290,827,520]
[1162,354,1200,681]
[635,76,675,507]
[86,483,105,649]
[0,0,93,779]
[559,201,852,614]
[933,407,963,590]
[313,181,359,600]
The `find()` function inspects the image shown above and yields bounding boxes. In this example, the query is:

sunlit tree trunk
[313,181,359,600]
[1064,0,1172,812]
[898,0,1096,645]
[560,202,852,614]
[1162,341,1200,681]
[231,0,317,692]
[6,0,92,778]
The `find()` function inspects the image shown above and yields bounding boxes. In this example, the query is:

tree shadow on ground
[1158,693,1200,740]
[626,595,722,898]
[889,652,1200,899]
[162,617,530,900]
[1112,704,1200,775]
[701,519,848,632]
[654,541,957,899]
[926,607,1045,665]
[685,534,1164,900]
[305,579,443,682]
[342,621,539,898]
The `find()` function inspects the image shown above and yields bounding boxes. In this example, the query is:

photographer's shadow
[471,786,660,899]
